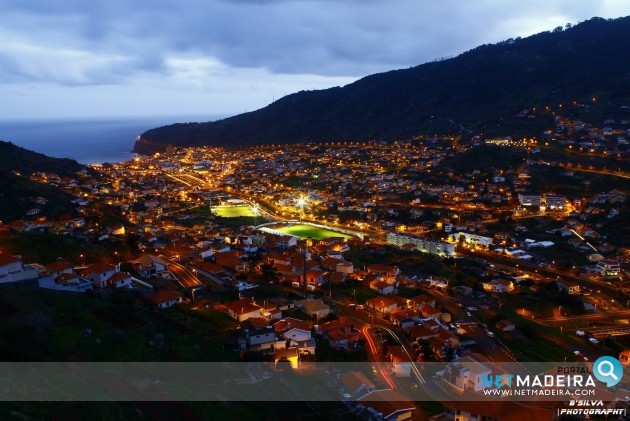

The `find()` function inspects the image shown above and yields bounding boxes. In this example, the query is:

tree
[260,263,279,284]
[417,339,436,362]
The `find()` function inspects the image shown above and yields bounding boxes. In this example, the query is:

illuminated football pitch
[212,205,258,217]
[274,224,353,240]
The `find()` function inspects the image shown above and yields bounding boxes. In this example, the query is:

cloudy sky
[0,0,627,120]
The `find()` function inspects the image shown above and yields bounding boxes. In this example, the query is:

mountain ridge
[137,16,630,151]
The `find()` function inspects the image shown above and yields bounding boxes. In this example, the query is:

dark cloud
[1,0,621,86]
[0,0,626,118]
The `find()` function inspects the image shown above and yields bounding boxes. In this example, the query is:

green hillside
[138,16,630,149]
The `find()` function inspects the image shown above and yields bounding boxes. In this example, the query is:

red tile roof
[44,260,73,272]
[87,262,116,273]
[0,254,21,266]
[146,290,183,305]
[358,390,416,419]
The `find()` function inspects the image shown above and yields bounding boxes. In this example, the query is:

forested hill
[0,141,84,176]
[137,16,630,150]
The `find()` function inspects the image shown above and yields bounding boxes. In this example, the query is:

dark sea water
[0,115,225,165]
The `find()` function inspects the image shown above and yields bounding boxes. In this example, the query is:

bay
[0,115,226,165]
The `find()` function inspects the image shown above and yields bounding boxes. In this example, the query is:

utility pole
[302,244,307,289]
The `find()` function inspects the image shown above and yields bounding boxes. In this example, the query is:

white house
[387,346,412,377]
[38,273,93,293]
[0,255,24,276]
[146,290,184,309]
[226,299,263,322]
[369,280,396,295]
[246,328,277,351]
[0,255,39,283]
[86,263,118,288]
[283,327,312,343]
[482,279,514,293]
[439,354,492,393]
[133,254,168,277]
[107,272,133,288]
[365,296,398,314]
[296,299,330,319]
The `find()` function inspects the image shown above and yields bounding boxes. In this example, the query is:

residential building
[365,296,398,314]
[86,263,118,288]
[339,371,375,398]
[356,390,417,421]
[370,280,396,295]
[439,353,492,393]
[132,254,168,277]
[226,298,263,322]
[38,273,93,293]
[517,193,541,207]
[44,260,74,277]
[0,255,39,283]
[386,345,412,377]
[387,232,455,257]
[544,194,566,209]
[146,290,184,309]
[452,233,493,247]
[597,259,621,276]
[296,298,330,319]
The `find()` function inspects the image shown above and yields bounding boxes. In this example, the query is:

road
[361,325,397,390]
[537,310,630,324]
[556,163,630,180]
[457,248,630,303]
[165,259,204,289]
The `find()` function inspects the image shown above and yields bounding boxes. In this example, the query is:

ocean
[0,115,226,165]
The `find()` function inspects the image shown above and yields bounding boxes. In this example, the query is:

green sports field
[212,205,258,217]
[274,224,353,240]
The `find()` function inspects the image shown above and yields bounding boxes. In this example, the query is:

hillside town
[0,107,628,419]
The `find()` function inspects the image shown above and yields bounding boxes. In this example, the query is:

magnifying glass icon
[597,360,619,381]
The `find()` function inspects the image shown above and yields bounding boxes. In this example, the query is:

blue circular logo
[593,356,623,387]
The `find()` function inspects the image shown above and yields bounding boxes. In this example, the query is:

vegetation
[0,141,85,177]
[0,172,78,221]
[0,232,131,265]
[139,16,630,148]
[438,145,526,175]
[0,141,90,222]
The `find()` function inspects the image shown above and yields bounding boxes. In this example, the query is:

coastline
[0,115,226,165]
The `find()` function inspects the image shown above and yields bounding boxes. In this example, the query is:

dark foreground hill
[137,16,630,151]
[0,141,85,221]
[0,141,84,176]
